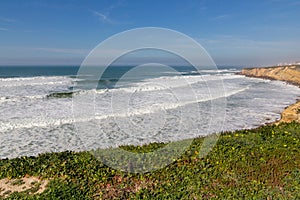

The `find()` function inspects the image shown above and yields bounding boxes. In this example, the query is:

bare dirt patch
[0,176,48,198]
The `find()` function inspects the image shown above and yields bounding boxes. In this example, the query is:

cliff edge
[240,65,300,123]
[240,65,300,86]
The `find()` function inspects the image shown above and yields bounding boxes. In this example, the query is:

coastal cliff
[241,65,300,86]
[240,65,300,123]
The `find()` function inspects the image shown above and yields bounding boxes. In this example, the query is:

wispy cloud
[198,35,297,50]
[91,10,114,24]
[268,0,300,6]
[34,47,90,55]
[211,14,229,21]
[290,1,300,5]
[0,28,9,31]
[196,35,300,66]
[0,17,16,23]
[90,0,125,24]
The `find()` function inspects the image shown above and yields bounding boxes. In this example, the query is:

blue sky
[0,0,300,66]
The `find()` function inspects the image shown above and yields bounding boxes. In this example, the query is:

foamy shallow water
[0,70,299,159]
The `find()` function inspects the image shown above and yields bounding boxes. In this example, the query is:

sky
[0,0,300,67]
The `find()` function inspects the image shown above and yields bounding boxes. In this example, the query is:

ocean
[0,65,300,159]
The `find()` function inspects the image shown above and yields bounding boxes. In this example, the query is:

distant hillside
[240,65,300,86]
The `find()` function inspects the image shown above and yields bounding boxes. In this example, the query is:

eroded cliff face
[279,101,300,123]
[240,65,300,123]
[240,65,300,86]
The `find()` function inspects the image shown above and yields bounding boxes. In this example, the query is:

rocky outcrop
[240,65,300,86]
[279,100,300,123]
[240,65,300,123]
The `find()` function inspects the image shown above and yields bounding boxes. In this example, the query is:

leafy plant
[0,122,300,199]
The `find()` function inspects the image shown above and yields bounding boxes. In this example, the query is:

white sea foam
[0,76,73,87]
[110,74,242,93]
[1,72,300,158]
[0,76,74,105]
[0,86,246,132]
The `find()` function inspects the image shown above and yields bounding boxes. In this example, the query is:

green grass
[0,122,300,199]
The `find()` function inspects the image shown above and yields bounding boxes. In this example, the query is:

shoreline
[1,66,300,198]
[1,122,299,198]
[239,65,300,124]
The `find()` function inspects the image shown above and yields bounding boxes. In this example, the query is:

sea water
[0,66,299,158]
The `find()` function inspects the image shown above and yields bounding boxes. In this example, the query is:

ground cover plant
[0,122,299,199]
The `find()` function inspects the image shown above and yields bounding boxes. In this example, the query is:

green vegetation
[10,179,25,186]
[0,122,300,199]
